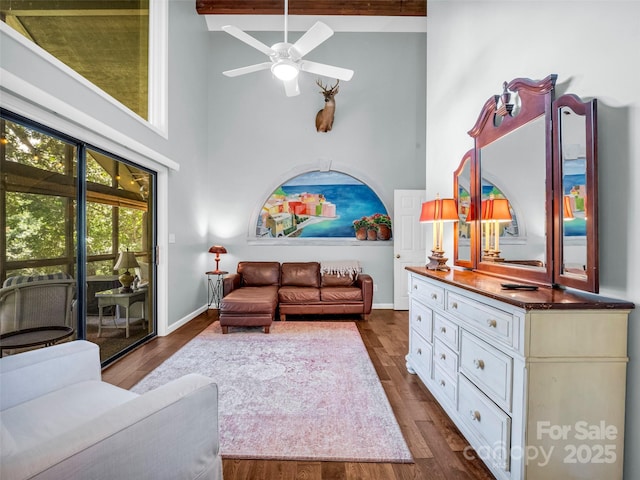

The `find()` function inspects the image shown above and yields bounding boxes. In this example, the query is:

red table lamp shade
[481,197,512,221]
[208,245,227,273]
[420,198,458,223]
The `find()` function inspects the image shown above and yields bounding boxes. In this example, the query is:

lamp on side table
[207,245,228,309]
[114,249,140,293]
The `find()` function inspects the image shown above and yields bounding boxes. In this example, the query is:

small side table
[206,270,227,309]
[95,288,147,338]
[0,326,74,357]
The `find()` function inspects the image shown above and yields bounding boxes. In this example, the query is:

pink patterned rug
[132,321,413,463]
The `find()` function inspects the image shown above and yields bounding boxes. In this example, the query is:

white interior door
[393,190,427,310]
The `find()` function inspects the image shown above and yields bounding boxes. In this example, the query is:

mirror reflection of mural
[458,186,472,240]
[563,157,587,237]
[256,171,391,240]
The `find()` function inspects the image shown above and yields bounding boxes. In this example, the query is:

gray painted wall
[206,31,426,305]
[425,1,640,478]
[164,1,211,323]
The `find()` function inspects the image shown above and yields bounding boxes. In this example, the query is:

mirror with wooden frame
[453,149,475,270]
[467,75,556,285]
[454,75,599,292]
[553,94,598,292]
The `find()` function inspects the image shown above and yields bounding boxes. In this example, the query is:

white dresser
[406,267,633,480]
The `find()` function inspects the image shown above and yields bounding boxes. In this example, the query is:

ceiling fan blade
[222,25,274,56]
[300,60,354,81]
[223,62,272,77]
[283,77,300,97]
[292,21,334,57]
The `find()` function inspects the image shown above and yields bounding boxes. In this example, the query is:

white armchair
[0,341,223,480]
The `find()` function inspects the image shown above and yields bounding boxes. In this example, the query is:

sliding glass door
[83,148,155,363]
[1,111,156,365]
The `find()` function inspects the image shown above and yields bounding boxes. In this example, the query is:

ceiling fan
[221,0,354,97]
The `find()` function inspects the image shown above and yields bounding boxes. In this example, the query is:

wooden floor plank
[295,461,322,480]
[103,309,495,480]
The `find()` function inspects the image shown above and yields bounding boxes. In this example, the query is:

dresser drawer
[410,299,433,342]
[411,276,444,309]
[433,365,457,406]
[460,331,513,412]
[434,338,458,378]
[458,375,511,472]
[434,313,459,350]
[447,292,514,345]
[409,328,433,380]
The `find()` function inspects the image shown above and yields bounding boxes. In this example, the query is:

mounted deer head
[315,79,340,133]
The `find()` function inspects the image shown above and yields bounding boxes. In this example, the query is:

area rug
[131,321,413,463]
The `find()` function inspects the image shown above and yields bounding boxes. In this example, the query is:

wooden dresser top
[406,266,634,311]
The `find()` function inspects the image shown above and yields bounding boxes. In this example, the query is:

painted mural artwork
[563,157,587,237]
[256,171,391,240]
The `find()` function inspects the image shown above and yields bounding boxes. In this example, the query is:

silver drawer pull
[451,302,458,309]
[487,319,498,328]
[440,326,447,334]
[440,380,446,387]
[473,359,485,370]
[413,284,418,289]
[417,315,422,322]
[417,348,422,355]
[431,293,438,300]
[440,353,446,360]
[470,410,481,422]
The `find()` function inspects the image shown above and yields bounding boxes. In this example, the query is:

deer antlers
[316,79,340,95]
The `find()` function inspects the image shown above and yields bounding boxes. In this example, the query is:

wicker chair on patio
[0,273,76,355]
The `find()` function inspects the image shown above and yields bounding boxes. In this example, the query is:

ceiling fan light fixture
[271,60,299,81]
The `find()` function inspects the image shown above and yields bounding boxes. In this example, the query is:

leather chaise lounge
[219,262,280,334]
[220,261,373,334]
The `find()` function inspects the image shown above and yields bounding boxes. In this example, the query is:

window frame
[0,0,168,138]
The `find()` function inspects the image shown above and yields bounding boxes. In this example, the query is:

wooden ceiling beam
[195,1,426,17]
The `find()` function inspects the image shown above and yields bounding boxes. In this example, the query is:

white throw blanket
[320,260,362,278]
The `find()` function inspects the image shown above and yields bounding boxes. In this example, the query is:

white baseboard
[162,304,208,336]
[373,303,394,310]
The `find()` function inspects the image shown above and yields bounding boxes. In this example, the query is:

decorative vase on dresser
[405,267,633,480]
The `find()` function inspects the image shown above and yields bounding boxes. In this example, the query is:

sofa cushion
[281,262,320,288]
[2,272,73,287]
[320,287,363,302]
[220,286,279,314]
[238,262,280,287]
[321,273,356,287]
[0,380,138,459]
[2,272,73,288]
[278,286,321,304]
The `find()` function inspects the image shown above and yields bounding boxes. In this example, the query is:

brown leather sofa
[220,261,373,334]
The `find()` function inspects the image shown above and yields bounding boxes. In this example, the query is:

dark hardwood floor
[102,309,495,480]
